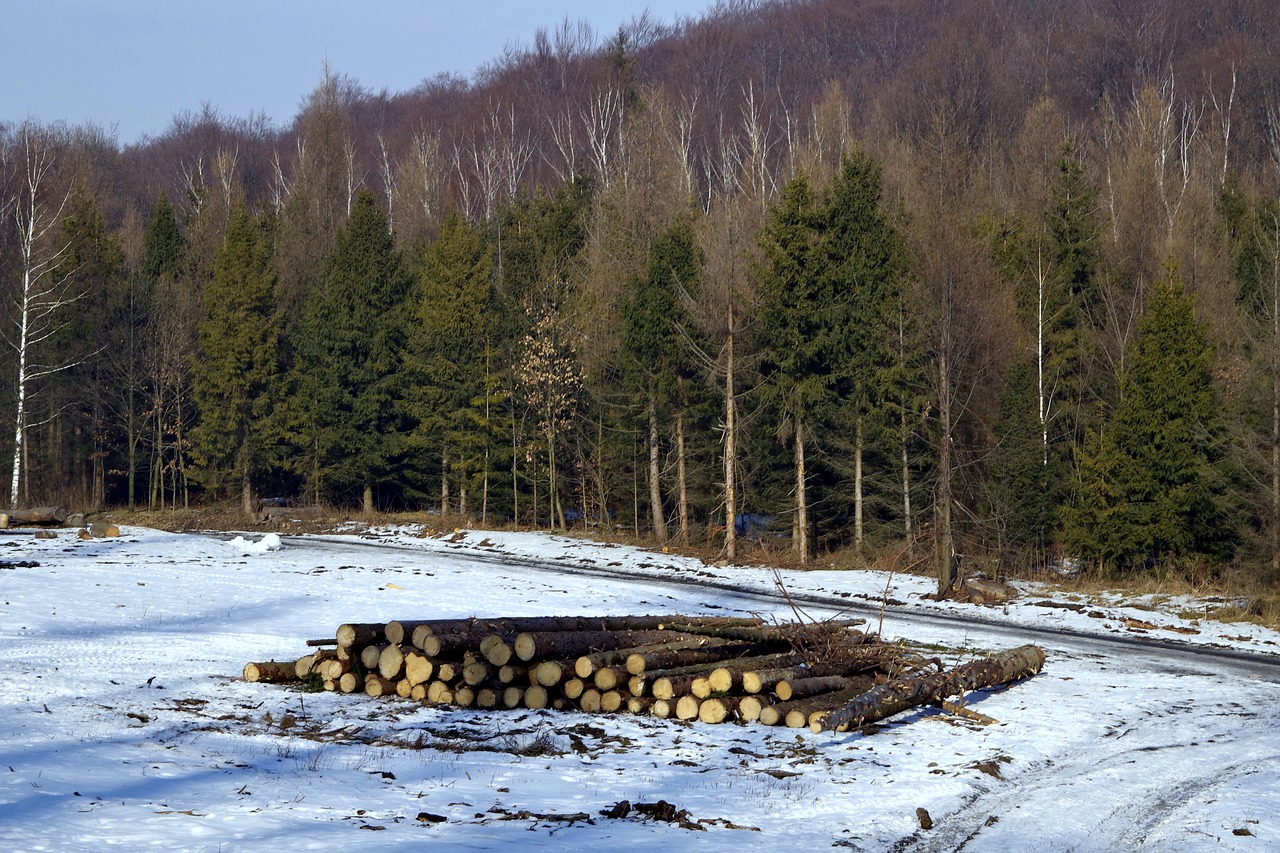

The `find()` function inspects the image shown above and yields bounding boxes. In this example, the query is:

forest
[3,0,1280,590]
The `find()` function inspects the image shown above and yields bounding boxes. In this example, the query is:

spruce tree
[820,151,909,554]
[1064,271,1236,571]
[620,219,700,543]
[191,203,280,518]
[756,174,826,562]
[407,210,495,515]
[297,189,413,511]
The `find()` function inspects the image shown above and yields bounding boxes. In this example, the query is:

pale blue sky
[4,1,712,146]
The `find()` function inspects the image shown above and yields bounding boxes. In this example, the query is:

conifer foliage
[192,203,280,518]
[1064,272,1236,571]
[297,189,413,512]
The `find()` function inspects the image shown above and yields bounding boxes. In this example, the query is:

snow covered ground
[1,523,1278,852]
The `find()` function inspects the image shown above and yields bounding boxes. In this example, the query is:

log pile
[245,614,1045,732]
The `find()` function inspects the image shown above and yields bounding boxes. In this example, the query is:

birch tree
[4,123,81,508]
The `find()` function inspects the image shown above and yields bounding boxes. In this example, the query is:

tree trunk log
[675,695,701,720]
[533,659,576,686]
[514,629,694,663]
[4,506,68,526]
[337,623,386,650]
[623,639,763,675]
[243,661,298,683]
[698,696,740,724]
[738,694,772,723]
[706,652,806,694]
[407,614,761,641]
[743,657,885,694]
[758,686,869,727]
[364,675,397,697]
[776,674,867,702]
[811,645,1046,733]
[404,651,434,686]
[378,645,406,680]
[573,634,703,678]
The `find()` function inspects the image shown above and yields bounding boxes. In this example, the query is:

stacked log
[245,614,1044,732]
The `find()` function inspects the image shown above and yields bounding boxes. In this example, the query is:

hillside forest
[4,0,1280,591]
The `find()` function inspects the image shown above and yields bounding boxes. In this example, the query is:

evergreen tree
[1064,271,1236,571]
[619,218,700,543]
[756,174,826,562]
[986,357,1059,564]
[50,189,126,508]
[407,210,496,516]
[191,203,281,518]
[1221,179,1280,572]
[820,151,909,554]
[143,193,183,282]
[297,189,413,511]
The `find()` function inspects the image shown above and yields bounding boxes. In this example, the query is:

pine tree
[297,189,412,511]
[1064,271,1236,571]
[191,203,281,518]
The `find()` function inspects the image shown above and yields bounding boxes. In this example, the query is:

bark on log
[243,661,298,683]
[811,645,1046,733]
[574,634,703,678]
[776,674,862,702]
[410,614,761,641]
[743,658,884,694]
[417,631,486,657]
[513,629,690,663]
[707,652,807,694]
[364,675,397,697]
[4,506,67,526]
[623,639,763,675]
[337,623,385,650]
[757,686,868,726]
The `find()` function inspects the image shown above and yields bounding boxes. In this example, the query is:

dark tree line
[4,0,1280,587]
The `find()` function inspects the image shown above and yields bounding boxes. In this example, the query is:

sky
[4,1,713,147]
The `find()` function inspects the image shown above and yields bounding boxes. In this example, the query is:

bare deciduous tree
[4,123,83,507]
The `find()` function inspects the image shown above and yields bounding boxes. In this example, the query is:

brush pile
[245,614,1045,733]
